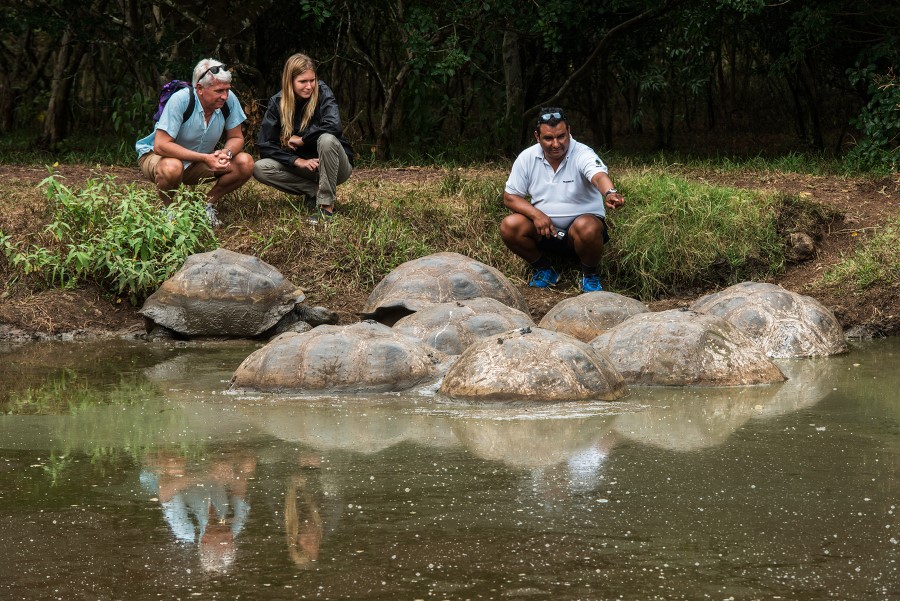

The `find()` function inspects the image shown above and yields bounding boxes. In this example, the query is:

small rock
[787,232,816,262]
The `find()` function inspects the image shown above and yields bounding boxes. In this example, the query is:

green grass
[2,166,829,306]
[823,213,900,289]
[210,170,795,302]
[607,173,784,298]
[607,150,858,176]
[0,131,137,166]
[219,172,523,301]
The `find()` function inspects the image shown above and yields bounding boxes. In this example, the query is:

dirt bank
[0,164,897,342]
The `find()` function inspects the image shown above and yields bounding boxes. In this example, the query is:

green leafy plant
[847,65,900,173]
[1,173,218,304]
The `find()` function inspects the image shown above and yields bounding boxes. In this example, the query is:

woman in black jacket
[254,53,354,221]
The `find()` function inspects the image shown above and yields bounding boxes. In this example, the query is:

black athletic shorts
[536,215,608,255]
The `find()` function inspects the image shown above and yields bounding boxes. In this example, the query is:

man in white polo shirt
[501,107,625,292]
[135,58,254,227]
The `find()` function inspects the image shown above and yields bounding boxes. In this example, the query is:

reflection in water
[752,356,839,418]
[612,354,842,451]
[452,412,620,509]
[0,339,898,598]
[613,386,768,451]
[140,450,257,573]
[249,404,416,454]
[285,455,327,567]
[452,413,614,469]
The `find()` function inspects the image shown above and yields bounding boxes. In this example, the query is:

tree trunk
[501,28,524,154]
[0,65,13,132]
[369,27,449,161]
[599,57,613,147]
[374,61,414,161]
[42,28,79,147]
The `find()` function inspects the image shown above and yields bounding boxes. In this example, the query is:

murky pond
[1,337,898,600]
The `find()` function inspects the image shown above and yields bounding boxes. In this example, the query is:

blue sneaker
[306,207,335,225]
[529,267,559,288]
[580,274,603,292]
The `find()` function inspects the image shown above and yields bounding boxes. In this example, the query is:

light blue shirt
[505,136,609,230]
[135,87,247,168]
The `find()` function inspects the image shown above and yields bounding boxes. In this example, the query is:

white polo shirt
[505,136,608,229]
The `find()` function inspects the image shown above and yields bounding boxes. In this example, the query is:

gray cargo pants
[253,133,352,207]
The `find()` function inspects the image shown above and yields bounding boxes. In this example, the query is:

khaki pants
[253,134,352,206]
[138,152,216,185]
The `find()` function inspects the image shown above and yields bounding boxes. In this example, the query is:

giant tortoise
[689,281,847,358]
[231,321,447,393]
[439,327,627,402]
[393,297,535,355]
[360,252,529,325]
[538,291,650,342]
[591,309,786,386]
[139,249,309,338]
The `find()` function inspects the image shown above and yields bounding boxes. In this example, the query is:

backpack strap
[182,89,195,124]
[181,88,231,123]
[181,90,231,123]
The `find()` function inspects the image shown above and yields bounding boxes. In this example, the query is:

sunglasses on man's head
[538,111,564,123]
[199,65,228,81]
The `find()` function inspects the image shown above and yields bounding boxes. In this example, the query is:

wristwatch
[604,188,618,198]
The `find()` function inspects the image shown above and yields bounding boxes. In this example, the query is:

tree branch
[527,0,684,116]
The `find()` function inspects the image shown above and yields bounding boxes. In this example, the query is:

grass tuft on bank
[607,173,784,298]
[822,213,900,289]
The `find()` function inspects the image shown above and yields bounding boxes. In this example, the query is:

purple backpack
[151,80,230,123]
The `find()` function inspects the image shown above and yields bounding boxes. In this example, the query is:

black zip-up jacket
[257,82,354,166]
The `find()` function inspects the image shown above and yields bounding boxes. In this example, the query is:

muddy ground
[0,163,898,342]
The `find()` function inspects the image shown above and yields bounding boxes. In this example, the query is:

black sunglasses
[198,64,228,82]
[537,111,565,124]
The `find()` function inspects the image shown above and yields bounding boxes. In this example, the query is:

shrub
[1,173,218,304]
[846,65,900,173]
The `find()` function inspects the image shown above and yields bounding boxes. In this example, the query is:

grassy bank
[2,165,838,309]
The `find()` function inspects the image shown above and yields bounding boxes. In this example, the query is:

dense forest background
[1,0,897,169]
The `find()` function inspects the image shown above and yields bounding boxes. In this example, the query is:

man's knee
[232,152,254,180]
[569,214,605,239]
[500,213,533,242]
[155,158,184,189]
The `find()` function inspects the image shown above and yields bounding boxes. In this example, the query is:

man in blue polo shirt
[501,107,625,292]
[135,58,254,227]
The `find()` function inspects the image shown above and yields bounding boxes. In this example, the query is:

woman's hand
[287,135,304,149]
[293,157,319,172]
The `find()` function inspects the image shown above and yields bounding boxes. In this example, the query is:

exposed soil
[0,163,898,342]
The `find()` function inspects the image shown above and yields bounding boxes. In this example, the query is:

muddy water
[0,338,897,600]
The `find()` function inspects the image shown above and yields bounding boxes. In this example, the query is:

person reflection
[529,430,620,508]
[284,453,327,568]
[284,452,342,568]
[285,474,324,566]
[140,450,257,573]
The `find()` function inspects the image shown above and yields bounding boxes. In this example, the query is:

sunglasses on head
[537,111,565,124]
[199,64,228,81]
